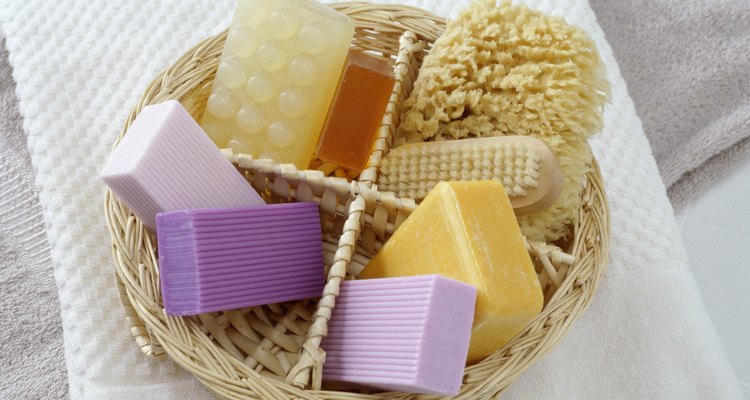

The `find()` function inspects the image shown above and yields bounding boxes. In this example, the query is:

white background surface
[676,157,750,399]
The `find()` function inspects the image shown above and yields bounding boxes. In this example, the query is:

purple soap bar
[157,202,324,315]
[322,275,476,395]
[100,100,264,230]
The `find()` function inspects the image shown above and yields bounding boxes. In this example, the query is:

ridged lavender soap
[100,100,264,230]
[157,202,324,315]
[322,275,476,395]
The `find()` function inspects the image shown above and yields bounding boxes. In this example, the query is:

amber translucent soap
[201,0,354,168]
[317,50,395,173]
[359,181,543,363]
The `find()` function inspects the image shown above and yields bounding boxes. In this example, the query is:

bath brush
[378,136,563,215]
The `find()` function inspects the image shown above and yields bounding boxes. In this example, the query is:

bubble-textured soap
[157,202,324,316]
[201,0,354,169]
[322,275,476,395]
[100,100,265,230]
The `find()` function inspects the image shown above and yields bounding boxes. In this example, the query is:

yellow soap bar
[201,0,354,168]
[359,181,543,363]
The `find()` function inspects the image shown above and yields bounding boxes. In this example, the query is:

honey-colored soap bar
[317,50,395,173]
[359,181,543,363]
[201,0,354,168]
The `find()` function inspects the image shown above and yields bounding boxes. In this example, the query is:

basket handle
[358,31,426,187]
[286,195,366,389]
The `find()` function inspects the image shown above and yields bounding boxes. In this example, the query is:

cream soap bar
[201,0,354,169]
[100,100,265,230]
[359,181,543,363]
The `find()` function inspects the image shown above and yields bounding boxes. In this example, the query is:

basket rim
[103,3,611,398]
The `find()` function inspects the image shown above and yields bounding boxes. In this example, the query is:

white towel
[0,0,743,399]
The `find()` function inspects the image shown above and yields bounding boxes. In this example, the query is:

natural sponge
[397,0,609,241]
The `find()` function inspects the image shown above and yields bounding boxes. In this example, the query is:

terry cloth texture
[0,36,68,400]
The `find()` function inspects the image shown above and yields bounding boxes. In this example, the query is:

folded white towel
[0,0,743,399]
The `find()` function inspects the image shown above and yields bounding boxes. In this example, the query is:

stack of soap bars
[99,0,555,395]
[360,181,544,363]
[201,0,396,172]
[101,101,325,314]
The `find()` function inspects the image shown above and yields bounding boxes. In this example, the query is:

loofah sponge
[397,0,610,242]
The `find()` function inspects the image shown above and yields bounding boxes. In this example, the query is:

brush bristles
[380,139,542,200]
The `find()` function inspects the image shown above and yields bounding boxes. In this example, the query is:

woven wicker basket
[104,3,610,399]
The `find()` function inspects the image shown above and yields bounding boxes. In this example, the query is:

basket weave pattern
[104,3,609,399]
